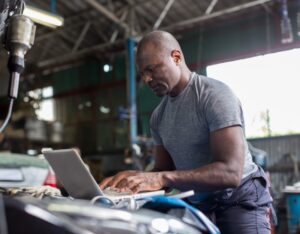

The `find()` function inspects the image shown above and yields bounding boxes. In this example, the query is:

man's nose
[142,74,153,84]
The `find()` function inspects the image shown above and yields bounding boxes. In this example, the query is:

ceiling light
[99,106,110,114]
[103,64,113,73]
[23,5,64,29]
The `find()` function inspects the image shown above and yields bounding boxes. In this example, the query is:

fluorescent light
[23,5,64,29]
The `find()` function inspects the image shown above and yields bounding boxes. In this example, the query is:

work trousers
[196,167,273,234]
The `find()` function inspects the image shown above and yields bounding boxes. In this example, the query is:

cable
[0,98,14,133]
[90,195,116,206]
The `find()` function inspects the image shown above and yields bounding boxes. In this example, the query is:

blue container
[287,194,300,234]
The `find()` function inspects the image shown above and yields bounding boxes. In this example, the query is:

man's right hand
[99,170,168,193]
[99,170,139,191]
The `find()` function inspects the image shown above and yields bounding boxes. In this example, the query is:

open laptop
[42,149,165,202]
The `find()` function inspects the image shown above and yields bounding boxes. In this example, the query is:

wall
[249,134,300,200]
[45,58,128,154]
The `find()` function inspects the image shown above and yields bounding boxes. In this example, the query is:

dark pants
[215,203,271,234]
[195,167,273,234]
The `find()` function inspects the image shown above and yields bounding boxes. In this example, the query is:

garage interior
[0,0,300,233]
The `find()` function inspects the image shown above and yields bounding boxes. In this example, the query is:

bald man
[100,31,273,234]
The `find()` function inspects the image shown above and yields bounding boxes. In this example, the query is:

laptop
[42,148,165,202]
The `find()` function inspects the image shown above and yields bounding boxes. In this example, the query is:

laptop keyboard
[103,187,133,196]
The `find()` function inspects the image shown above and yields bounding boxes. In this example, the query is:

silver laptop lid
[43,149,103,200]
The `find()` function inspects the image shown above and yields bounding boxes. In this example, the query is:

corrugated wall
[249,135,300,199]
[49,58,128,154]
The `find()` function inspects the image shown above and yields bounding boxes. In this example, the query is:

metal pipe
[85,0,129,31]
[110,9,128,43]
[153,0,175,30]
[72,21,91,52]
[37,39,123,67]
[51,0,57,14]
[127,38,137,146]
[205,0,218,15]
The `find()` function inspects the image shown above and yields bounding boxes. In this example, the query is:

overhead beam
[34,8,95,41]
[110,9,128,42]
[163,0,272,32]
[72,22,91,52]
[35,6,126,42]
[134,0,158,8]
[85,0,129,31]
[153,0,176,30]
[58,31,75,48]
[205,0,218,15]
[37,39,124,68]
[34,0,273,71]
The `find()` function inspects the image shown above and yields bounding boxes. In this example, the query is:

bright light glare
[103,64,112,73]
[36,99,55,121]
[23,5,64,28]
[42,86,53,98]
[207,48,300,138]
[99,106,110,114]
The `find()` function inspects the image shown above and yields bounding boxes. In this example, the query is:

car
[4,196,206,234]
[0,152,57,188]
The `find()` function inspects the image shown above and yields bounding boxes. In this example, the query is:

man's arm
[101,125,245,193]
[99,145,175,190]
[162,125,245,191]
[152,145,176,172]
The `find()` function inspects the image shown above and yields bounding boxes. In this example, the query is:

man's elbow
[227,170,243,188]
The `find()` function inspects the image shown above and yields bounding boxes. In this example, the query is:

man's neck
[169,69,192,97]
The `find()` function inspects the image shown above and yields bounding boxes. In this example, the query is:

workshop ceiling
[26,0,275,74]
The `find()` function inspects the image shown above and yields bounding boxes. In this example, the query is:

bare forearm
[162,162,243,192]
[151,167,174,172]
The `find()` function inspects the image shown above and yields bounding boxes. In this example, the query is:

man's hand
[99,170,167,193]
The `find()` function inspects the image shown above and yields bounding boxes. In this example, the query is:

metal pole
[51,0,57,14]
[127,38,137,146]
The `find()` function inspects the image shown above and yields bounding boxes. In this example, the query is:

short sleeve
[150,110,163,145]
[205,83,243,132]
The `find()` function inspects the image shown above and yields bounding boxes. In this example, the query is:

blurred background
[0,1,300,233]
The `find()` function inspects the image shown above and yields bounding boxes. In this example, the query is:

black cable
[0,98,14,133]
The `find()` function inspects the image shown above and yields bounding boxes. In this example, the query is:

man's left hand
[101,171,167,193]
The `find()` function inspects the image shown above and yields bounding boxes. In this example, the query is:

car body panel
[0,153,51,187]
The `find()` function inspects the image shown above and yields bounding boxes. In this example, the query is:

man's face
[137,44,181,97]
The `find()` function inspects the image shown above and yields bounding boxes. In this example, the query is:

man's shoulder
[192,73,228,89]
[188,73,227,100]
[150,97,167,122]
[192,73,236,99]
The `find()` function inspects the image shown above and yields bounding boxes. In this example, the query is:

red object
[43,169,57,188]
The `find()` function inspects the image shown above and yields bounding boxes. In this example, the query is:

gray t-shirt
[150,72,257,178]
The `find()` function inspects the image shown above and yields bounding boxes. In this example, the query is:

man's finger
[131,183,148,194]
[99,176,113,189]
[109,171,135,188]
[117,176,142,191]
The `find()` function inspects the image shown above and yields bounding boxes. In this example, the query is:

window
[207,48,300,137]
[26,86,55,121]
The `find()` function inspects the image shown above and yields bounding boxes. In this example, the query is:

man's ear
[171,50,182,64]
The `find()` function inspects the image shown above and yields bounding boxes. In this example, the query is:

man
[100,31,273,233]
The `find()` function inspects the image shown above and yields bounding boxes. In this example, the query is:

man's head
[136,30,188,97]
